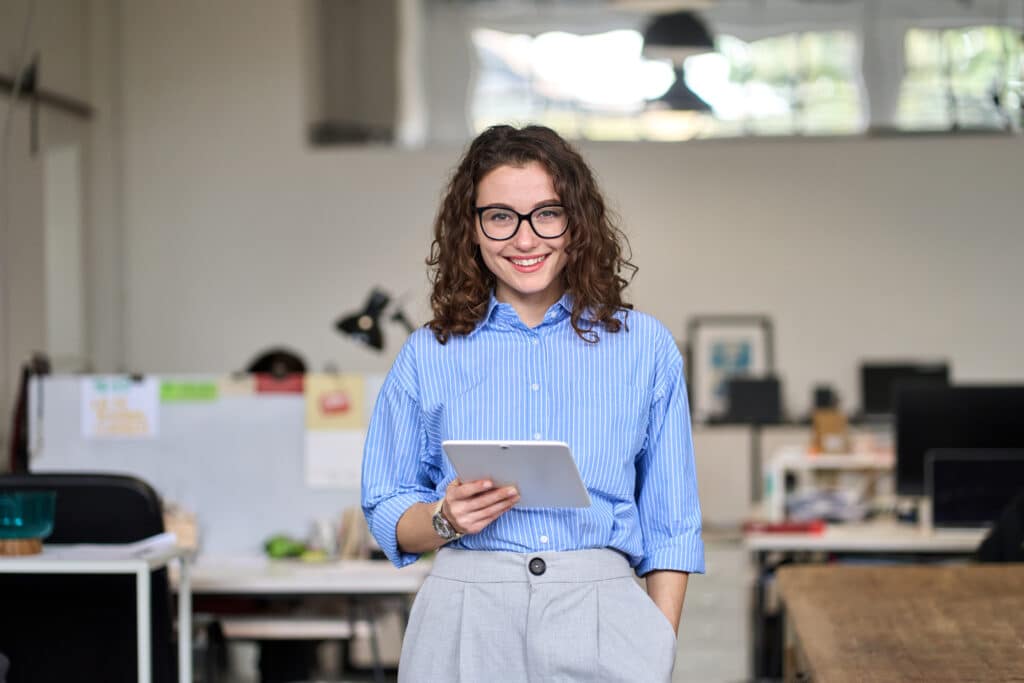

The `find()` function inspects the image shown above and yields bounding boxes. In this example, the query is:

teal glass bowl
[0,491,57,540]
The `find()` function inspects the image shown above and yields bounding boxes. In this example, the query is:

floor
[673,536,750,683]
[219,538,752,683]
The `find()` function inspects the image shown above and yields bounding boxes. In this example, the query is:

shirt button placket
[530,333,544,441]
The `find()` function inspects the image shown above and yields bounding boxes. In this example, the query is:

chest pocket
[436,371,489,441]
[560,379,650,468]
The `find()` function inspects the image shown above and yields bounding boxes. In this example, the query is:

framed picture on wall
[685,315,774,422]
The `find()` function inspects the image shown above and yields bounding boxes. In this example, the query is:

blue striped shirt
[361,293,705,576]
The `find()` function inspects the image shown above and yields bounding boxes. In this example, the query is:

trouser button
[528,557,546,576]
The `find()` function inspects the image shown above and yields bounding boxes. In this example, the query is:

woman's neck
[496,285,564,329]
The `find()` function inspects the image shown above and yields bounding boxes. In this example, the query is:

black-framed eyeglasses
[474,204,569,241]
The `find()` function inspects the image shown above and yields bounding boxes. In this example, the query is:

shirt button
[540,535,549,544]
[529,557,547,576]
[531,383,540,391]
[531,338,540,346]
[533,433,542,440]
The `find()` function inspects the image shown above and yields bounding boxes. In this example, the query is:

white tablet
[441,440,591,509]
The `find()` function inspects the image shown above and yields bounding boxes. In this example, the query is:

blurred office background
[2,1,1023,681]
[3,0,1022,408]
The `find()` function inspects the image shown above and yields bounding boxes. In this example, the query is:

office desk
[745,520,984,554]
[0,534,191,683]
[175,556,429,682]
[185,556,429,595]
[745,521,986,680]
[777,563,1024,682]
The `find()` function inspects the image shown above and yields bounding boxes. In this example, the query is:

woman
[362,125,704,682]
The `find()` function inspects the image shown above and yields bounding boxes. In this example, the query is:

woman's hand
[443,479,519,535]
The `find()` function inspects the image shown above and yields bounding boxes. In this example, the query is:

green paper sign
[160,381,219,403]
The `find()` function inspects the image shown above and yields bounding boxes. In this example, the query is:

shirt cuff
[366,491,438,568]
[636,531,706,576]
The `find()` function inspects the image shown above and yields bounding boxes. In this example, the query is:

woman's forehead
[476,162,558,204]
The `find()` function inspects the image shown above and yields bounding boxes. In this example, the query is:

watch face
[432,510,456,540]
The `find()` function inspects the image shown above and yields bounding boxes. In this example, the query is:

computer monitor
[724,376,782,425]
[895,385,1024,496]
[860,362,949,418]
[926,449,1024,528]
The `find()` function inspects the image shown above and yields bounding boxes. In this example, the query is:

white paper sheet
[81,376,160,439]
[304,430,365,489]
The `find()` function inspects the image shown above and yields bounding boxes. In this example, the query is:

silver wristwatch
[431,500,463,543]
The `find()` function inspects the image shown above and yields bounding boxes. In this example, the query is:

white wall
[597,135,1024,413]
[108,0,1024,418]
[0,0,89,463]
[43,144,85,364]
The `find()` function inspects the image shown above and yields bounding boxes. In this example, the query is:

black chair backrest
[0,473,163,540]
[977,490,1024,563]
[0,472,164,543]
[0,472,176,683]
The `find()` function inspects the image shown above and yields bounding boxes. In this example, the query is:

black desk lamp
[389,307,416,336]
[336,289,390,351]
[336,288,418,352]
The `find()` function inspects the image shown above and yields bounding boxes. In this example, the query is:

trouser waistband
[429,548,634,584]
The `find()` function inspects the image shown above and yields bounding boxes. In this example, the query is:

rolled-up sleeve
[361,342,439,568]
[635,337,705,576]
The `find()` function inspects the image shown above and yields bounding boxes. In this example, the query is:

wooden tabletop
[777,564,1024,683]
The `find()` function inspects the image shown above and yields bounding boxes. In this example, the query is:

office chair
[0,473,177,683]
[977,490,1024,563]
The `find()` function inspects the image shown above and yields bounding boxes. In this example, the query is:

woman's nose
[512,218,539,250]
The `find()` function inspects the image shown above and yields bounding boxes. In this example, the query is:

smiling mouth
[507,255,548,267]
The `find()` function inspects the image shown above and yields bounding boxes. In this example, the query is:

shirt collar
[469,291,584,337]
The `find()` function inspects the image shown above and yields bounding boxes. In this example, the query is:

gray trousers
[398,548,677,682]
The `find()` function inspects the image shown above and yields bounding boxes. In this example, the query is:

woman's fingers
[451,484,518,516]
[444,480,519,534]
[459,492,520,533]
[446,478,494,502]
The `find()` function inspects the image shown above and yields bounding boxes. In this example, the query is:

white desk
[0,533,192,683]
[745,520,985,553]
[175,556,429,683]
[182,555,429,595]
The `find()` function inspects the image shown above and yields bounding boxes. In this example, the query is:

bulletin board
[28,374,384,554]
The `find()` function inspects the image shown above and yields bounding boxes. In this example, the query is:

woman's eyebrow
[531,199,561,209]
[478,199,562,210]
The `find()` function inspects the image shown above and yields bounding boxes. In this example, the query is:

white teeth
[510,255,546,267]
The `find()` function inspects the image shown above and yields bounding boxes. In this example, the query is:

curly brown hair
[426,125,637,344]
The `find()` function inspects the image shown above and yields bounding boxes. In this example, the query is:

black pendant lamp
[649,65,711,112]
[642,11,715,63]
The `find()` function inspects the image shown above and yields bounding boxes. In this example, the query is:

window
[687,31,863,137]
[898,26,1023,132]
[470,28,864,141]
[471,28,675,141]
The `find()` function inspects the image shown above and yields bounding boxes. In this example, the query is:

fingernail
[484,481,493,489]
[506,487,518,496]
